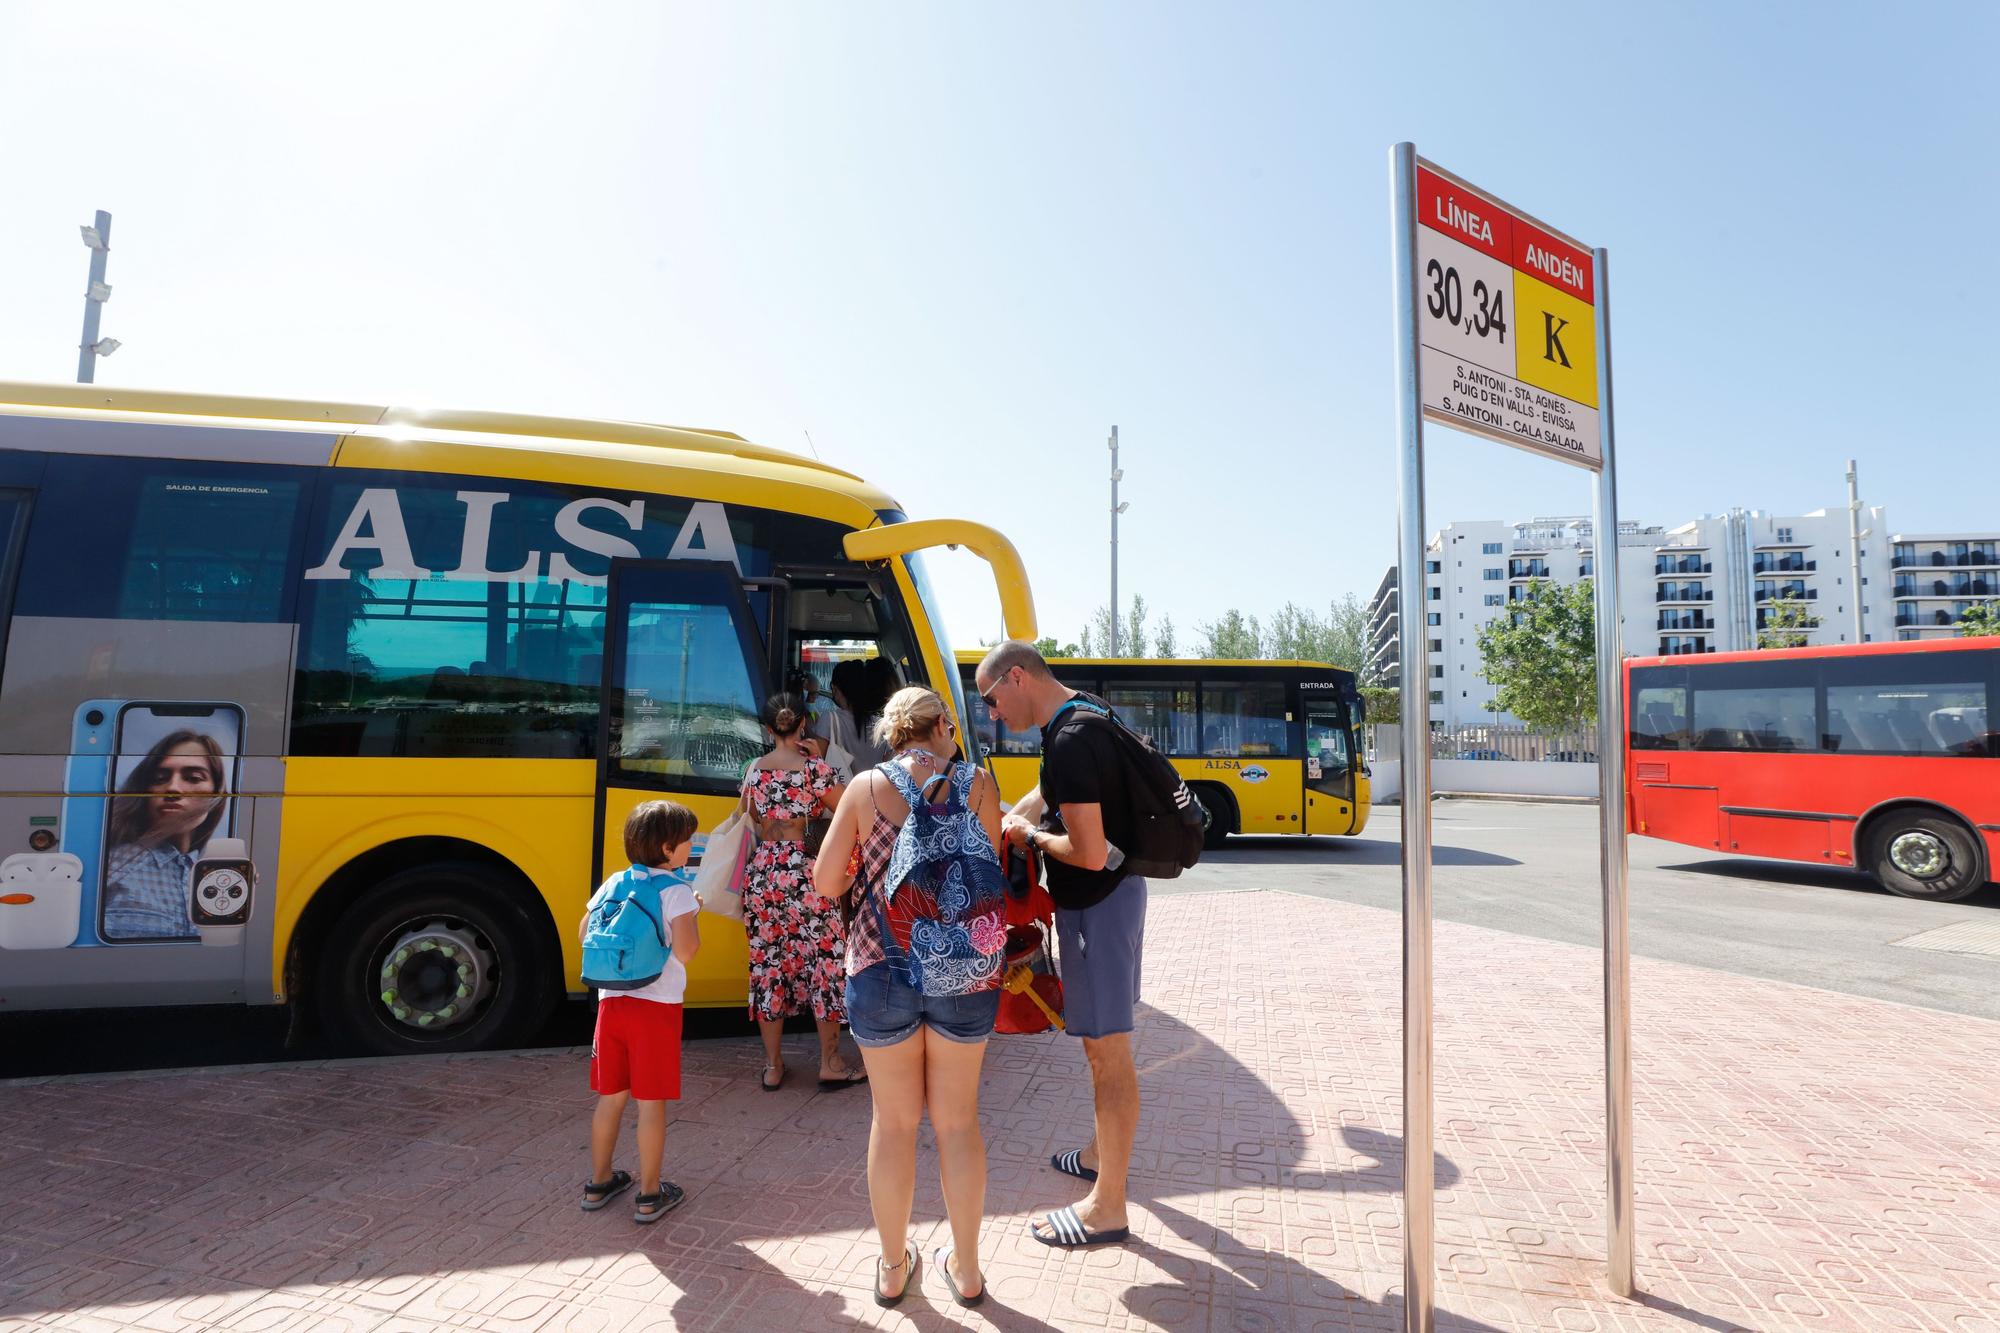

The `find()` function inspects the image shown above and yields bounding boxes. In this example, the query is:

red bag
[992,842,1064,1034]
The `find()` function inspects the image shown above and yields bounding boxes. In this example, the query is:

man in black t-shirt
[977,640,1144,1250]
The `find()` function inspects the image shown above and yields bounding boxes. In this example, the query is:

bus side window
[1201,680,1289,757]
[1631,686,1688,750]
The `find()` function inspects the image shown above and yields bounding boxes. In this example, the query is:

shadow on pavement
[1121,1198,1503,1332]
[1660,857,1999,906]
[1208,835,1521,869]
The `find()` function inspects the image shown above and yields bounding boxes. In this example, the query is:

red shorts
[589,997,683,1100]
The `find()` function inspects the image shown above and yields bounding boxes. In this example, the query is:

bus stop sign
[1416,160,1601,470]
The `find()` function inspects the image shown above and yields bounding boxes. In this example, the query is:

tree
[1154,613,1179,659]
[1081,594,1150,657]
[1757,597,1818,649]
[1198,608,1264,659]
[1034,636,1081,658]
[1321,593,1368,673]
[1957,602,2000,637]
[1359,686,1399,726]
[1474,578,1597,733]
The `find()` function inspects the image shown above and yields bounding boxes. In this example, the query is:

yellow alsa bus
[0,383,1034,1055]
[958,654,1370,844]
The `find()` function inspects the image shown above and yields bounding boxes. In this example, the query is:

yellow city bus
[0,382,1034,1054]
[958,654,1370,844]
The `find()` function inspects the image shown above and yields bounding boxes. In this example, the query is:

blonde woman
[814,687,1002,1309]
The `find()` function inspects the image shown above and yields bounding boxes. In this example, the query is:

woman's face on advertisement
[147,742,219,829]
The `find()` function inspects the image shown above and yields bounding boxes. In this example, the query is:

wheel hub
[1888,830,1948,880]
[376,920,496,1032]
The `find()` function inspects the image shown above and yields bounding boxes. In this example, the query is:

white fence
[1368,724,1599,802]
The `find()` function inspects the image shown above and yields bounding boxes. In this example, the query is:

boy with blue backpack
[579,800,701,1222]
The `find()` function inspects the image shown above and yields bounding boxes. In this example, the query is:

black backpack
[1046,698,1204,879]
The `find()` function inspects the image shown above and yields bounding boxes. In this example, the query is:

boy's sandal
[1031,1205,1129,1248]
[932,1244,986,1308]
[580,1169,633,1211]
[1051,1148,1098,1182]
[872,1243,919,1308]
[760,1063,784,1092]
[632,1181,684,1223]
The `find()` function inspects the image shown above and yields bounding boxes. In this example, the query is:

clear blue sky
[2,2,1992,648]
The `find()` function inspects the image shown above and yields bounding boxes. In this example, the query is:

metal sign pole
[1589,246,1634,1297]
[1389,140,1435,1333]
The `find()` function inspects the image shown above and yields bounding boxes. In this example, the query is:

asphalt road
[1172,799,2000,1023]
[6,799,1994,1077]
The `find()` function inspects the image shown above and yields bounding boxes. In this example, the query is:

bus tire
[316,862,556,1056]
[1864,810,1987,903]
[1192,783,1235,850]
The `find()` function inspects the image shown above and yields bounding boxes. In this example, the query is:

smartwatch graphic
[190,837,254,947]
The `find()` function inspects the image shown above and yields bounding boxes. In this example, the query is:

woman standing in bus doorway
[811,686,1002,1308]
[824,659,884,777]
[740,693,867,1091]
[102,731,229,940]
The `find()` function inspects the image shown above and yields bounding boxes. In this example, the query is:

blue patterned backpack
[876,760,1007,997]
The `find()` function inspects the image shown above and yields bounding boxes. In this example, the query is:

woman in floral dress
[740,691,867,1091]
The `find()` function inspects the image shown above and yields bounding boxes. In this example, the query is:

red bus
[1625,638,1999,902]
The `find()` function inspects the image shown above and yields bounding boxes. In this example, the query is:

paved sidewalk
[3,889,1998,1332]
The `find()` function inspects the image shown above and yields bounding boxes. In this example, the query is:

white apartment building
[1891,535,2000,638]
[1374,506,1921,731]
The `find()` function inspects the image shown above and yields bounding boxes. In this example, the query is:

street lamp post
[1846,460,1866,642]
[77,210,119,383]
[1109,426,1129,655]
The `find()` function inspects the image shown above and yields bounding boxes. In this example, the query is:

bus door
[596,559,771,1005]
[1303,695,1359,834]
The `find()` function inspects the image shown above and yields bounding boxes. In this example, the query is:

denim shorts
[844,962,1001,1048]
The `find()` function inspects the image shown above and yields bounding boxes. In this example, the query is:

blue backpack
[580,866,677,990]
[877,760,1008,997]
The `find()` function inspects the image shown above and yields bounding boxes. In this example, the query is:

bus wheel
[1192,784,1234,850]
[317,864,554,1056]
[1866,812,1986,902]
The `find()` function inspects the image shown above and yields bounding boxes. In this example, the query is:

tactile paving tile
[2,888,1997,1331]
[1890,916,2000,957]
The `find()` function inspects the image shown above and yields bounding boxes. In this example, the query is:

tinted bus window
[1102,681,1197,755]
[1820,651,1994,757]
[292,475,851,758]
[1689,660,1815,752]
[1201,680,1289,757]
[15,455,307,623]
[1629,666,1689,750]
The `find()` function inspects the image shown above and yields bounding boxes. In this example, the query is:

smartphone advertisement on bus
[0,700,256,952]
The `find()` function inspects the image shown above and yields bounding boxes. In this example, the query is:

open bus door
[595,559,771,1006]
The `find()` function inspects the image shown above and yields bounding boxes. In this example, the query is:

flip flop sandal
[580,1169,633,1211]
[1031,1205,1129,1249]
[817,1066,868,1092]
[632,1181,685,1224]
[760,1064,784,1092]
[1051,1149,1098,1182]
[932,1245,986,1308]
[872,1243,919,1308]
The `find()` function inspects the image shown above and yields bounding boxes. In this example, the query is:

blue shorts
[1055,875,1147,1039]
[844,962,1001,1048]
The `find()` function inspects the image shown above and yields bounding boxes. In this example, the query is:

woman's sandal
[760,1063,784,1092]
[632,1181,685,1224]
[932,1244,986,1308]
[580,1169,633,1211]
[817,1062,868,1092]
[872,1244,919,1308]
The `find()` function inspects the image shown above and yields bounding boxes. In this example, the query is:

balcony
[1894,548,2000,569]
[1657,614,1714,630]
[1753,556,1816,574]
[1654,558,1713,575]
[1656,586,1712,603]
[1754,586,1817,602]
[1508,561,1550,579]
[1655,640,1714,655]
